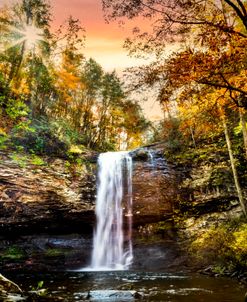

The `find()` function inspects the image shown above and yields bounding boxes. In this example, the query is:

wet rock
[201,266,214,275]
[117,283,134,290]
[132,291,144,299]
[130,149,150,161]
[86,290,138,301]
[0,274,23,300]
[131,148,176,226]
[28,288,47,297]
[0,234,92,272]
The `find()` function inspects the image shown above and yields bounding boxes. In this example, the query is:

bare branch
[236,0,247,16]
[224,0,247,29]
[140,0,247,38]
[199,79,247,95]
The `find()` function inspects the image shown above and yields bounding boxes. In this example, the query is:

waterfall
[90,152,133,271]
[147,150,155,169]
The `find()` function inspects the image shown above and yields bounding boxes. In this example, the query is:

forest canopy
[0,0,150,154]
[102,0,247,216]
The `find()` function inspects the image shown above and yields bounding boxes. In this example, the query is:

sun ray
[0,22,45,53]
[14,24,44,49]
[4,37,26,50]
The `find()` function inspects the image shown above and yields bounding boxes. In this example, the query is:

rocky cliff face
[0,147,181,272]
[0,147,177,235]
[131,147,177,226]
[0,151,97,235]
[174,149,245,238]
[130,142,243,234]
[0,144,244,273]
[1,143,243,237]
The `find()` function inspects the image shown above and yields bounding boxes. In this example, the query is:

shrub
[0,246,25,260]
[11,117,69,157]
[0,131,8,150]
[10,153,28,168]
[190,220,247,273]
[31,154,46,166]
[5,98,29,120]
[231,224,247,268]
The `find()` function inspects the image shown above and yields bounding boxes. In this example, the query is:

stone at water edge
[0,274,22,297]
[85,290,143,300]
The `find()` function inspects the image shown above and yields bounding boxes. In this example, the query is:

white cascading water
[147,150,155,168]
[90,152,133,271]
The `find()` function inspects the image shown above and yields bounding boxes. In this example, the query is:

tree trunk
[189,125,196,148]
[239,109,247,159]
[222,114,247,217]
[8,42,26,85]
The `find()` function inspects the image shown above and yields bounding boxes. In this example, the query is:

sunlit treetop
[9,23,45,51]
[0,0,50,54]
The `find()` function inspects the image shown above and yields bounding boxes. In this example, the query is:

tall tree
[103,0,247,108]
[221,108,247,217]
[0,0,52,119]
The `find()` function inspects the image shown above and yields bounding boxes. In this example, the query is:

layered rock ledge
[0,147,175,235]
[0,151,97,235]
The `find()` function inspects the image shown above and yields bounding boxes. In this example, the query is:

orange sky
[0,0,163,120]
[51,0,154,72]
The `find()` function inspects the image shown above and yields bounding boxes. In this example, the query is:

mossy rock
[0,246,26,260]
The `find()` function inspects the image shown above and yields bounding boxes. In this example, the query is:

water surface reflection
[8,271,246,301]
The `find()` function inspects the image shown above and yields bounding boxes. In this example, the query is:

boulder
[0,274,22,300]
